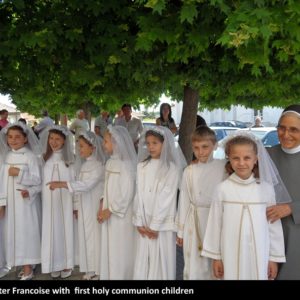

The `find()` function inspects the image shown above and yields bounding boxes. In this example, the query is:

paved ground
[1,246,184,281]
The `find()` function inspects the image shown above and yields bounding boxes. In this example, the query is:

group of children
[0,120,288,280]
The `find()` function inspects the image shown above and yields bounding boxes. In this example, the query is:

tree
[1,1,300,160]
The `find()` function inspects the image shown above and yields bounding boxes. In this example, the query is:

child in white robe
[98,125,137,279]
[202,133,287,280]
[47,131,105,280]
[0,122,42,280]
[133,126,186,280]
[176,126,226,280]
[40,126,75,278]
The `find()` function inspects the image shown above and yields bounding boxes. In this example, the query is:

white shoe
[51,271,60,278]
[20,271,34,280]
[0,267,10,279]
[60,269,72,279]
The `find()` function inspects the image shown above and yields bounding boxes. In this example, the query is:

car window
[262,131,279,147]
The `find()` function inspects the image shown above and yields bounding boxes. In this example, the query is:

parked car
[239,127,279,147]
[210,126,240,142]
[210,120,248,128]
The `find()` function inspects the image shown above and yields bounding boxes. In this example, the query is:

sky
[0,94,15,107]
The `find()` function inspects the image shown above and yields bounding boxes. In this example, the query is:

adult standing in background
[156,103,177,134]
[267,104,300,279]
[34,110,54,137]
[0,109,9,129]
[94,111,112,138]
[252,116,264,128]
[114,103,143,149]
[69,109,90,140]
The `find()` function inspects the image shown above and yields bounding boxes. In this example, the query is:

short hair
[76,109,84,117]
[225,135,259,178]
[1,109,8,114]
[121,103,132,110]
[191,126,217,144]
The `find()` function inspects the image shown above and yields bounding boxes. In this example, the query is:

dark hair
[159,103,174,123]
[18,118,27,125]
[191,125,216,144]
[78,135,93,147]
[7,125,27,138]
[143,129,164,163]
[225,136,259,179]
[43,129,67,164]
[121,103,132,110]
[1,109,8,115]
[196,115,207,127]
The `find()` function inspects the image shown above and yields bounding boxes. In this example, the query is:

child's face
[103,132,113,155]
[228,144,257,180]
[78,138,94,158]
[192,139,215,163]
[49,133,65,152]
[7,129,27,151]
[146,135,163,159]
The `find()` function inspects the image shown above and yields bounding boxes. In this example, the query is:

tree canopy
[1,0,300,159]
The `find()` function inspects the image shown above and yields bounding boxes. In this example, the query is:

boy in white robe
[202,133,287,280]
[133,126,186,280]
[47,131,105,280]
[176,126,226,280]
[98,125,137,280]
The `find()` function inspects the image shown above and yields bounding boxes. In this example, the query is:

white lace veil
[220,131,292,204]
[39,125,75,165]
[107,125,137,181]
[0,122,43,158]
[138,126,187,180]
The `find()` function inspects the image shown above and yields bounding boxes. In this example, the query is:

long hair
[159,103,174,123]
[43,129,67,164]
[143,129,164,163]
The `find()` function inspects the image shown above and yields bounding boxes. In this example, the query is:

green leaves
[180,3,198,24]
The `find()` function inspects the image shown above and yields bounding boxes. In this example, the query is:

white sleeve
[67,164,105,194]
[201,186,223,260]
[132,165,143,227]
[149,164,179,231]
[176,167,191,238]
[16,154,42,187]
[108,164,135,218]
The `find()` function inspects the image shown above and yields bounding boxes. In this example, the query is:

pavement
[1,246,184,281]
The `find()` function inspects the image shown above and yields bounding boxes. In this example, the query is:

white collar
[281,144,300,154]
[229,173,257,185]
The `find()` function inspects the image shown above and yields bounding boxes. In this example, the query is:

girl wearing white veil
[98,125,137,280]
[133,126,186,280]
[39,125,75,278]
[47,131,105,280]
[0,122,42,280]
[202,132,290,280]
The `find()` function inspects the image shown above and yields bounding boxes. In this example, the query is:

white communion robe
[0,217,5,268]
[41,151,76,273]
[67,156,104,274]
[0,147,42,267]
[176,159,226,280]
[202,173,286,280]
[99,157,136,279]
[133,159,179,280]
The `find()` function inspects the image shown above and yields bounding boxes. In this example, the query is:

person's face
[78,138,94,158]
[162,105,170,116]
[277,114,300,149]
[49,132,65,152]
[228,144,257,180]
[103,132,113,155]
[101,111,109,119]
[146,135,163,159]
[192,139,215,163]
[7,129,27,150]
[255,119,261,126]
[1,112,8,120]
[94,126,101,136]
[122,106,132,118]
[78,111,85,119]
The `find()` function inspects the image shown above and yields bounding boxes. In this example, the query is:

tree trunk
[54,114,60,125]
[82,102,91,128]
[178,85,199,163]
